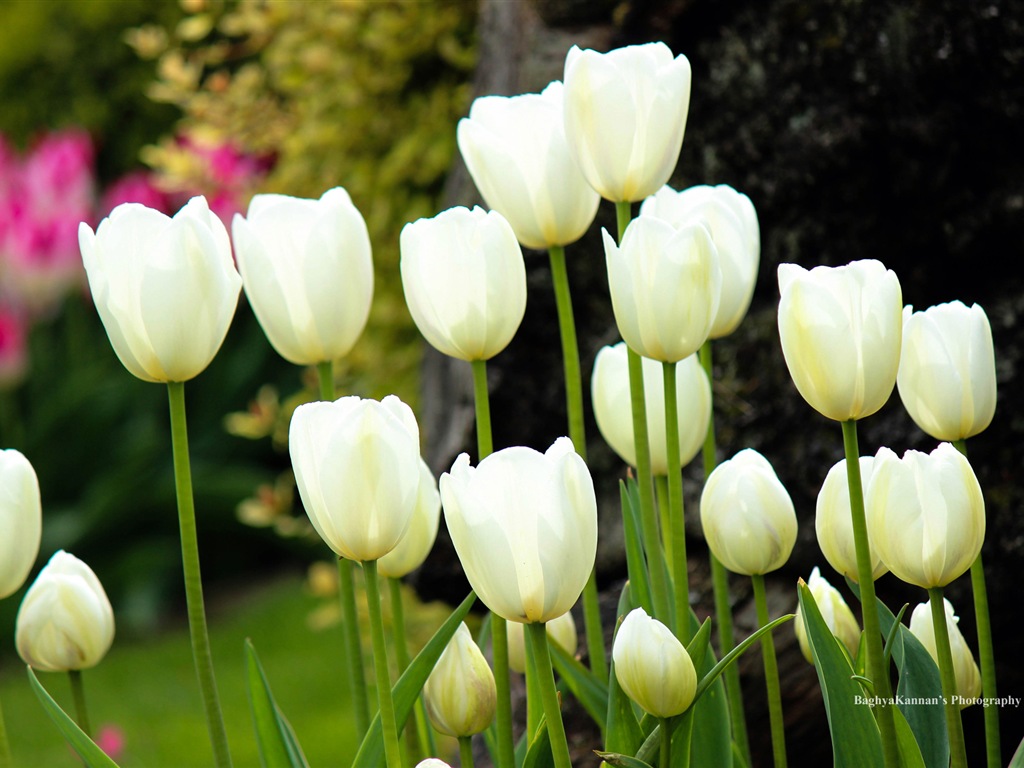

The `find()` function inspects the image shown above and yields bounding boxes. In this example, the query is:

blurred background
[0,0,1021,766]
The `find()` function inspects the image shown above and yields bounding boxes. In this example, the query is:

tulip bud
[377,459,441,579]
[0,449,42,599]
[415,761,452,768]
[563,43,692,202]
[400,206,526,362]
[612,607,697,718]
[591,342,711,475]
[700,449,797,576]
[777,260,902,422]
[289,395,422,563]
[232,188,373,366]
[423,622,496,737]
[909,599,982,707]
[641,184,760,339]
[79,196,241,383]
[866,443,985,589]
[897,301,997,442]
[815,457,887,583]
[457,81,600,250]
[603,216,721,363]
[16,551,115,672]
[440,437,597,624]
[506,609,578,675]
[794,568,861,664]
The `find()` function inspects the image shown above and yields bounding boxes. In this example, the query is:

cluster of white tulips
[0,37,1006,768]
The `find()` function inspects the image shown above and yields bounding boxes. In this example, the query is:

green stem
[68,670,91,739]
[523,622,543,739]
[655,476,673,572]
[363,560,401,768]
[317,360,371,739]
[548,243,607,682]
[470,360,493,459]
[953,439,1001,768]
[469,362,513,768]
[752,575,787,768]
[0,681,9,768]
[659,717,671,768]
[841,419,899,768]
[615,200,632,242]
[459,735,475,768]
[699,342,752,766]
[663,361,690,644]
[526,622,572,768]
[928,587,969,768]
[389,578,435,760]
[167,381,232,768]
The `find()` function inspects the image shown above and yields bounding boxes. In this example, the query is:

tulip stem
[615,201,632,242]
[658,717,671,768]
[627,346,671,624]
[526,622,572,768]
[67,670,92,740]
[470,360,494,459]
[548,243,607,683]
[362,560,402,768]
[699,342,752,766]
[459,735,475,768]
[317,361,371,739]
[388,578,437,759]
[663,361,690,644]
[0,690,9,768]
[751,574,787,768]
[954,439,1001,768]
[167,381,232,768]
[928,587,969,768]
[840,419,899,768]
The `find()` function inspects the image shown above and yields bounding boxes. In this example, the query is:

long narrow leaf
[596,751,655,768]
[692,613,794,704]
[550,639,608,727]
[604,581,643,756]
[620,479,653,614]
[686,610,731,768]
[245,639,310,768]
[26,668,120,768]
[522,716,555,768]
[351,590,477,767]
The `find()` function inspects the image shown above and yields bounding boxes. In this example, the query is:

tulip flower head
[79,196,242,383]
[400,206,527,362]
[16,550,115,672]
[603,215,721,363]
[0,448,42,599]
[415,761,452,768]
[423,622,496,737]
[815,456,887,583]
[591,342,711,475]
[506,609,578,675]
[777,259,902,422]
[612,607,697,718]
[440,437,597,624]
[641,184,760,338]
[898,301,997,442]
[794,567,861,664]
[232,188,373,366]
[457,81,600,249]
[377,458,441,579]
[866,443,985,589]
[289,395,422,563]
[909,599,982,707]
[700,449,797,576]
[563,42,692,202]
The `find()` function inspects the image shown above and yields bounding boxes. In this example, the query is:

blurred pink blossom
[95,724,126,762]
[100,170,173,216]
[175,133,271,225]
[0,303,29,389]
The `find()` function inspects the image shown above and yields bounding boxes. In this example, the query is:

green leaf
[550,638,608,726]
[692,613,794,705]
[595,751,655,768]
[522,716,554,768]
[686,610,731,768]
[351,590,477,767]
[620,479,653,615]
[245,639,310,768]
[26,667,120,768]
[893,705,927,768]
[1009,736,1024,768]
[797,582,884,768]
[604,582,643,756]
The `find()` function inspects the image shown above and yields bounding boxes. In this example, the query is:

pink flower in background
[20,130,95,218]
[95,724,126,762]
[101,170,173,216]
[175,133,272,225]
[0,303,29,389]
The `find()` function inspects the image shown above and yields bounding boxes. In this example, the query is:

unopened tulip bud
[815,457,887,583]
[423,622,496,737]
[16,551,115,672]
[612,607,697,718]
[898,301,997,442]
[506,609,578,674]
[794,568,861,663]
[909,599,981,707]
[415,761,452,768]
[700,449,797,576]
[866,443,985,589]
[0,449,42,599]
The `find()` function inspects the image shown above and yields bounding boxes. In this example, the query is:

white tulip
[79,196,241,383]
[612,607,697,718]
[423,622,496,737]
[0,449,42,599]
[506,609,578,674]
[794,567,861,664]
[909,599,982,707]
[232,188,373,366]
[815,456,887,583]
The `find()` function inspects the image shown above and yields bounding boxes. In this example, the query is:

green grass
[0,572,456,767]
